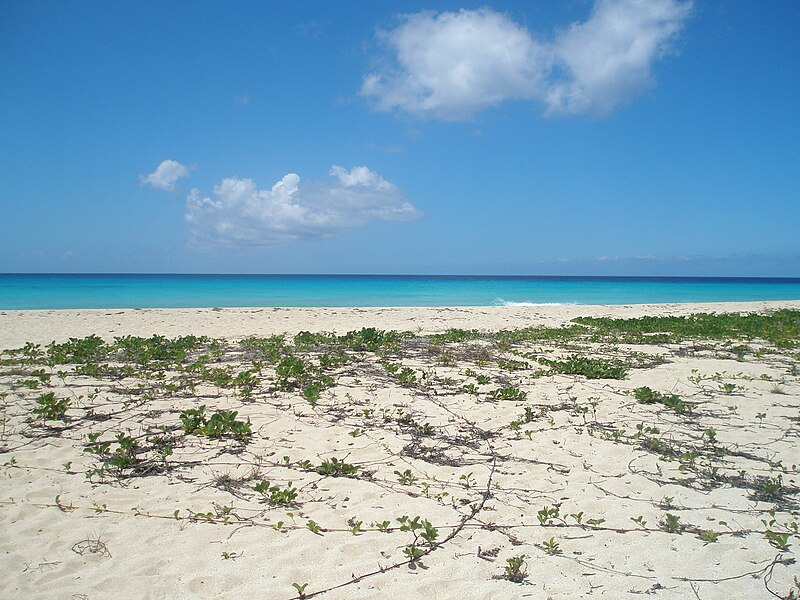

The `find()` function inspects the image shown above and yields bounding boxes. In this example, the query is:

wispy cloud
[184,166,420,246]
[140,159,190,191]
[361,0,692,120]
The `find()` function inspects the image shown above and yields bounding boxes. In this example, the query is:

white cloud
[141,159,190,191]
[547,0,694,115]
[361,0,692,119]
[185,166,420,246]
[361,8,548,120]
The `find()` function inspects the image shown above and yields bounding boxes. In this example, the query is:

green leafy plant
[503,554,527,582]
[397,515,438,545]
[306,520,322,534]
[84,432,111,457]
[109,432,137,470]
[403,545,424,561]
[498,359,529,371]
[703,427,717,445]
[488,387,527,401]
[633,386,692,414]
[416,422,434,436]
[397,515,438,565]
[661,513,683,533]
[291,582,309,598]
[541,355,628,379]
[180,406,252,441]
[394,367,417,387]
[46,335,110,365]
[751,475,784,502]
[537,505,560,526]
[32,392,70,423]
[698,530,720,543]
[374,520,391,532]
[395,469,418,485]
[317,457,358,477]
[765,530,791,551]
[461,382,478,395]
[542,537,562,555]
[253,480,298,506]
[347,517,363,535]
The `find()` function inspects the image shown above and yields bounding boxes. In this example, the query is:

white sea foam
[493,298,577,307]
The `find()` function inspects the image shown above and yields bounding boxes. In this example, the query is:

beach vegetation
[114,334,207,365]
[461,382,478,395]
[541,537,561,555]
[46,335,109,365]
[430,329,482,344]
[540,355,628,379]
[633,386,692,414]
[306,519,322,534]
[253,480,298,506]
[382,361,418,386]
[488,386,526,401]
[180,406,252,441]
[697,530,720,543]
[660,513,683,533]
[291,582,309,598]
[395,469,417,485]
[3,307,800,597]
[497,358,529,371]
[83,431,142,478]
[32,392,70,423]
[537,505,560,526]
[317,457,358,477]
[572,309,800,348]
[240,335,288,363]
[502,554,527,582]
[751,475,784,503]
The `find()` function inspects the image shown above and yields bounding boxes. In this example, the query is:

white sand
[1,301,798,599]
[1,300,798,348]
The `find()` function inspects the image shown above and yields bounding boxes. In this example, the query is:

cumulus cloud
[547,0,694,115]
[361,0,692,119]
[361,8,548,120]
[185,166,420,246]
[141,159,190,191]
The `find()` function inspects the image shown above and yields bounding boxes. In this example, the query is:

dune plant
[180,406,251,441]
[317,457,358,477]
[503,555,527,582]
[253,480,298,506]
[32,392,70,423]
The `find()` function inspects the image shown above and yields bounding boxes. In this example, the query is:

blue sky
[1,1,799,276]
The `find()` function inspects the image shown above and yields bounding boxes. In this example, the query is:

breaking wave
[493,298,577,307]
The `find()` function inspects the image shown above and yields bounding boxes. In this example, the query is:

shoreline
[1,299,799,349]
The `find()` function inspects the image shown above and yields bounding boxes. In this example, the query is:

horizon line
[3,272,800,281]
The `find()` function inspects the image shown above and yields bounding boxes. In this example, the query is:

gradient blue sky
[2,1,799,276]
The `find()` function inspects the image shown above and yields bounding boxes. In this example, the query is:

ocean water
[1,274,799,310]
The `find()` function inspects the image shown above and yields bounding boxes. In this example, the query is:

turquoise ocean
[1,274,799,310]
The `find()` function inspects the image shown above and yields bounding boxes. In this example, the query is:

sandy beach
[1,301,798,599]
